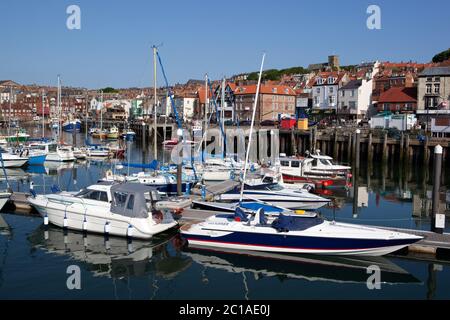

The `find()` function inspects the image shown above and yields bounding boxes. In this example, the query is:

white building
[312,72,349,111]
[338,79,373,121]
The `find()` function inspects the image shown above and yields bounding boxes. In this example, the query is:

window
[327,77,335,84]
[350,90,355,97]
[99,192,108,202]
[317,78,324,85]
[384,103,390,111]
[291,161,300,168]
[435,77,440,82]
[329,87,334,94]
[426,77,433,82]
[435,84,440,94]
[280,161,290,167]
[127,195,134,210]
[114,192,128,207]
[426,84,432,94]
[341,90,345,97]
[349,101,356,109]
[314,96,320,105]
[316,88,320,94]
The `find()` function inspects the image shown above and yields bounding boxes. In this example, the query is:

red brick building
[377,87,417,113]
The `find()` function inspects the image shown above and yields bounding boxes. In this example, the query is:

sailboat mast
[57,75,61,142]
[153,46,158,160]
[8,86,12,138]
[239,53,265,203]
[204,74,208,161]
[42,89,45,139]
[100,90,103,131]
[221,77,226,156]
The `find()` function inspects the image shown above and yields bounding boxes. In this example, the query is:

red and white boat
[162,138,196,148]
[278,151,351,189]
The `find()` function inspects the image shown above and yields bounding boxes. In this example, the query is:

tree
[432,48,450,63]
[101,87,118,93]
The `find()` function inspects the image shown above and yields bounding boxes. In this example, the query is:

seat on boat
[234,207,249,222]
[249,208,268,226]
[272,213,323,232]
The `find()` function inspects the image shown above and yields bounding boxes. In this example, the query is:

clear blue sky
[1,0,449,89]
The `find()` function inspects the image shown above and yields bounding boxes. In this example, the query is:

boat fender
[83,235,88,247]
[230,171,235,180]
[44,230,49,240]
[105,240,111,251]
[44,214,49,226]
[63,216,68,228]
[127,224,134,238]
[82,218,88,231]
[104,222,110,234]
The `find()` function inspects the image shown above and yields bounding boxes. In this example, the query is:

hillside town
[1,51,450,138]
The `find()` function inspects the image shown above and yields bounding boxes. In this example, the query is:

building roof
[197,87,212,104]
[312,72,347,86]
[378,87,417,103]
[340,80,362,90]
[234,84,296,96]
[419,67,450,77]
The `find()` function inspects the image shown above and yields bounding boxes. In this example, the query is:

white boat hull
[28,195,177,239]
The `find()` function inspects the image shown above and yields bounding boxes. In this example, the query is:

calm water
[1,130,450,299]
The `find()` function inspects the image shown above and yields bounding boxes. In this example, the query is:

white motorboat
[215,182,330,210]
[28,142,76,162]
[28,182,183,239]
[86,145,110,158]
[0,149,28,168]
[180,208,423,256]
[73,147,87,160]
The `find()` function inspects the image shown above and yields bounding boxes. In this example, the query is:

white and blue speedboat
[62,119,81,133]
[180,208,422,256]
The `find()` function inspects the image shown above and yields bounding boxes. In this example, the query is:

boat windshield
[265,184,283,191]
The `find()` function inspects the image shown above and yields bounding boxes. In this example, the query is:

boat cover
[110,183,157,218]
[272,213,323,232]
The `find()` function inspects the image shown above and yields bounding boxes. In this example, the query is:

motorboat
[91,128,108,140]
[0,190,12,211]
[180,208,422,256]
[73,147,87,160]
[0,148,28,168]
[7,147,47,165]
[86,144,110,158]
[107,126,120,140]
[215,182,330,210]
[6,128,30,143]
[122,130,136,141]
[278,152,351,188]
[28,142,76,162]
[62,119,81,133]
[28,182,185,239]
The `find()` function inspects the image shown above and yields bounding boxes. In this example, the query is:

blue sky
[0,0,449,89]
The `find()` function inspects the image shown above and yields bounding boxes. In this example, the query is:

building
[311,72,350,113]
[338,79,373,121]
[377,87,417,113]
[417,67,450,110]
[172,96,198,121]
[234,83,296,123]
[308,55,340,72]
[214,82,236,122]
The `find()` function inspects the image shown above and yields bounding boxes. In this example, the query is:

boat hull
[0,159,28,168]
[28,196,178,239]
[282,173,350,188]
[28,154,47,165]
[182,231,419,256]
[62,121,81,133]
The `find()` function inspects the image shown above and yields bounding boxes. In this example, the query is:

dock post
[347,133,352,161]
[400,132,404,162]
[177,128,183,196]
[355,129,360,170]
[367,132,373,163]
[424,135,429,165]
[432,145,445,234]
[333,130,338,159]
[382,132,388,163]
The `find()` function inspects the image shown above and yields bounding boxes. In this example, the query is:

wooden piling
[400,132,404,162]
[382,132,388,163]
[333,130,338,159]
[347,133,352,160]
[367,132,373,163]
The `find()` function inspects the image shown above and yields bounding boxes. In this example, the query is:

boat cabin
[110,183,161,218]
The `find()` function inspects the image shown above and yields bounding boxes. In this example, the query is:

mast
[8,86,12,138]
[85,90,88,141]
[239,53,265,203]
[100,90,103,131]
[221,77,226,157]
[57,75,61,142]
[153,46,158,160]
[41,89,44,139]
[204,74,208,162]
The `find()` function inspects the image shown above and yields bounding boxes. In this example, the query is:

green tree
[101,87,118,93]
[432,48,450,63]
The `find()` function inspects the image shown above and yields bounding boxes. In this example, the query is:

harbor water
[0,131,450,299]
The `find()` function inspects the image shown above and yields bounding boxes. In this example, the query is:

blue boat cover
[272,213,323,232]
[234,207,249,222]
[240,202,283,213]
[121,160,159,170]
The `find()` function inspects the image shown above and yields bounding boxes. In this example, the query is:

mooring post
[382,132,388,163]
[177,128,183,196]
[432,145,445,234]
[424,135,429,165]
[355,129,360,170]
[367,132,373,163]
[399,132,404,162]
[347,133,352,160]
[333,129,338,159]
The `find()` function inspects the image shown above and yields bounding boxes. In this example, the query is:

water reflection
[182,246,421,286]
[28,226,192,280]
